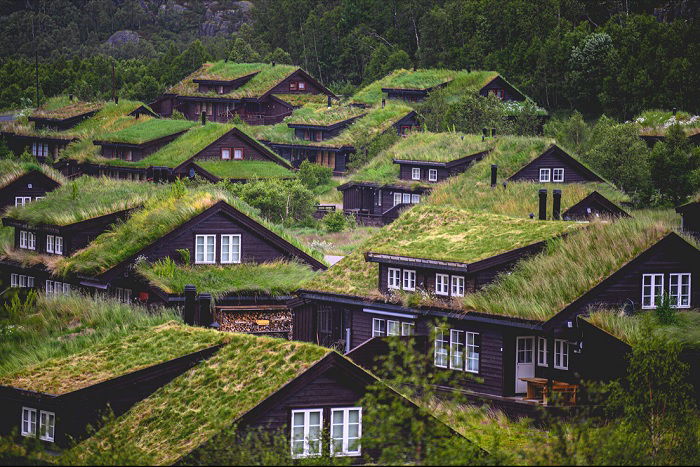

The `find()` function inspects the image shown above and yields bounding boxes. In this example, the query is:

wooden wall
[509,148,598,183]
[0,172,61,212]
[191,131,271,163]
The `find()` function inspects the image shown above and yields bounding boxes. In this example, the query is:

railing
[239,110,293,126]
[315,205,336,212]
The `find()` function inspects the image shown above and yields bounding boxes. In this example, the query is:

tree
[228,38,260,63]
[543,111,589,153]
[297,160,332,191]
[649,124,700,205]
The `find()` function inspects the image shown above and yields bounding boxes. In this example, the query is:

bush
[227,179,316,225]
[323,210,348,232]
[170,109,186,120]
[297,160,332,190]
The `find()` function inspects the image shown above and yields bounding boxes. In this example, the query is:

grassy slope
[0,322,224,394]
[97,118,195,144]
[137,259,318,297]
[196,160,294,178]
[4,176,160,226]
[69,336,330,465]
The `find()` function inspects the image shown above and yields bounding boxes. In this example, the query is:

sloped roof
[0,160,65,192]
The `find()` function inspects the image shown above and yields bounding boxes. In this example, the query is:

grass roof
[196,160,294,179]
[96,118,195,145]
[137,258,318,298]
[0,322,225,395]
[69,334,330,465]
[55,186,325,276]
[30,95,103,120]
[635,109,700,137]
[0,160,66,191]
[285,103,366,126]
[4,176,160,226]
[348,132,491,186]
[168,61,300,99]
[272,93,329,106]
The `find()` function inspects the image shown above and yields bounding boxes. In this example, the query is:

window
[465,332,480,373]
[435,273,449,296]
[46,235,62,255]
[46,235,54,253]
[221,234,241,264]
[669,273,691,308]
[451,276,465,297]
[642,273,664,309]
[39,411,55,442]
[387,320,400,336]
[291,409,322,458]
[387,268,401,290]
[218,85,224,94]
[537,337,548,366]
[450,330,464,370]
[15,197,32,207]
[539,168,551,183]
[19,231,26,248]
[298,81,306,91]
[400,125,411,136]
[402,269,416,291]
[195,235,216,264]
[234,148,244,160]
[411,168,421,180]
[31,142,49,158]
[331,408,361,457]
[402,193,412,204]
[11,274,34,288]
[21,408,36,437]
[372,318,387,337]
[315,131,323,142]
[552,168,565,183]
[290,81,298,91]
[411,194,421,204]
[221,148,231,160]
[115,287,132,303]
[434,328,449,368]
[428,169,438,182]
[318,308,332,333]
[401,322,414,336]
[372,318,413,336]
[393,192,402,206]
[554,339,568,370]
[19,230,35,250]
[46,280,70,297]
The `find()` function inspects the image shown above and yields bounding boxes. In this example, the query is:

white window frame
[401,322,414,336]
[195,234,216,264]
[387,268,401,290]
[554,339,568,370]
[39,410,55,442]
[55,236,63,255]
[298,81,306,91]
[642,273,664,309]
[220,234,241,264]
[46,235,54,254]
[552,168,565,183]
[669,273,691,309]
[221,147,231,160]
[393,192,402,206]
[386,320,400,336]
[330,407,362,457]
[411,194,420,204]
[434,328,448,368]
[537,337,548,367]
[115,287,132,303]
[372,318,386,337]
[11,273,17,287]
[428,169,438,182]
[19,231,27,248]
[402,193,411,204]
[402,269,416,291]
[449,329,465,370]
[451,276,465,297]
[234,148,244,160]
[290,409,323,459]
[465,331,479,373]
[435,273,449,296]
[15,196,32,207]
[411,168,421,180]
[21,407,37,437]
[27,231,35,250]
[539,168,551,183]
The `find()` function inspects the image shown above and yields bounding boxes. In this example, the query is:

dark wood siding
[268,70,326,96]
[192,131,271,163]
[0,172,61,212]
[398,164,449,183]
[509,149,596,183]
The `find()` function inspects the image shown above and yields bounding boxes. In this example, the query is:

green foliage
[18,149,33,164]
[176,248,191,264]
[227,179,316,225]
[654,294,678,325]
[650,124,700,205]
[98,118,195,144]
[170,108,186,120]
[322,210,349,233]
[297,160,332,190]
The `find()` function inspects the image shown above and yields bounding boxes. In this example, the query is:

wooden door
[515,336,535,393]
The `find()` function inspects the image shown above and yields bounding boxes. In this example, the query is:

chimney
[482,128,488,138]
[183,285,197,325]
[327,95,332,108]
[491,128,497,138]
[552,189,562,220]
[114,96,119,104]
[197,293,213,327]
[272,61,276,67]
[201,110,206,126]
[69,94,74,101]
[490,164,497,187]
[538,189,547,220]
[673,107,677,116]
[381,98,385,109]
[466,65,471,73]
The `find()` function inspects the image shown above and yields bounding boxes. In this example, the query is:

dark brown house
[393,149,491,184]
[677,200,700,238]
[478,75,526,102]
[562,191,630,221]
[337,181,431,226]
[93,123,191,163]
[0,169,62,212]
[1,132,76,163]
[508,144,605,184]
[28,106,100,132]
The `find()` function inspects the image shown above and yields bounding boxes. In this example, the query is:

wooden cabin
[393,149,491,184]
[28,103,101,131]
[382,81,451,102]
[0,132,75,162]
[562,191,630,221]
[93,120,193,163]
[287,114,365,142]
[478,75,526,102]
[0,169,62,212]
[677,200,700,238]
[337,181,430,226]
[508,144,605,184]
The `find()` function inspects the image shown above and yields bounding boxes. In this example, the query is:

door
[515,336,535,393]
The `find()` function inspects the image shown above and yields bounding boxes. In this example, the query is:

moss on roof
[196,160,294,179]
[96,118,195,145]
[286,103,366,126]
[137,259,318,298]
[635,109,700,137]
[0,322,225,395]
[0,160,66,191]
[4,176,161,226]
[69,335,330,465]
[168,61,301,99]
[30,96,103,120]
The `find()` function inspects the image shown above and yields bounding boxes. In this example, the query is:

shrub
[170,109,186,120]
[654,294,677,325]
[323,210,348,232]
[297,160,332,190]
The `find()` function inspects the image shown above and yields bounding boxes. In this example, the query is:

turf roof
[137,259,318,298]
[4,176,161,226]
[635,109,700,137]
[285,103,366,126]
[272,93,329,106]
[0,322,225,395]
[70,334,330,465]
[168,61,301,99]
[0,160,66,191]
[95,118,195,145]
[196,160,294,179]
[30,95,103,120]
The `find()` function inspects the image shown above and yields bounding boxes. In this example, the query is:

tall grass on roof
[5,176,159,226]
[635,109,700,136]
[31,96,102,120]
[352,68,463,105]
[462,211,681,321]
[97,118,195,144]
[286,103,366,126]
[68,335,329,465]
[0,159,66,191]
[196,160,294,179]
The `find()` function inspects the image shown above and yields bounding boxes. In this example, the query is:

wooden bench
[520,377,578,405]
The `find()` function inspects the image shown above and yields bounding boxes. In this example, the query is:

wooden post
[197,293,213,327]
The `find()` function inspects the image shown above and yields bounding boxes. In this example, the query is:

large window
[39,411,55,442]
[411,168,421,180]
[539,168,551,183]
[435,274,449,296]
[221,234,241,264]
[195,235,216,264]
[435,328,479,373]
[450,330,465,370]
[552,168,565,183]
[669,273,691,308]
[465,332,479,373]
[537,337,548,367]
[15,196,32,207]
[387,268,401,290]
[11,274,34,288]
[372,317,414,337]
[291,409,322,458]
[554,339,568,370]
[31,142,49,158]
[393,192,402,206]
[434,328,449,368]
[402,269,416,291]
[331,408,362,457]
[46,280,70,297]
[642,273,664,309]
[21,408,54,443]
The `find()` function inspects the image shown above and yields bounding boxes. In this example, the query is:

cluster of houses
[0,63,699,463]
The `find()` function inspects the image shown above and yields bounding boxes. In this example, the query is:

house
[67,329,458,464]
[677,198,700,238]
[478,74,527,101]
[507,144,606,184]
[562,190,630,220]
[337,181,431,226]
[0,161,64,212]
[393,148,491,183]
[0,131,76,163]
[151,61,336,125]
[28,100,102,131]
[635,110,700,147]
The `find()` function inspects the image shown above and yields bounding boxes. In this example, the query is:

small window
[450,329,465,370]
[387,268,401,290]
[372,318,386,337]
[39,411,55,442]
[393,193,402,206]
[539,168,551,183]
[55,236,63,255]
[537,337,547,366]
[465,332,480,373]
[401,322,414,336]
[434,328,448,368]
[318,308,332,333]
[20,231,36,250]
[115,287,132,303]
[20,231,27,248]
[387,320,400,336]
[218,85,224,94]
[451,276,465,297]
[291,409,322,458]
[315,131,323,142]
[402,270,416,291]
[234,148,244,160]
[669,273,691,308]
[221,234,241,264]
[400,125,411,137]
[330,408,362,457]
[552,168,565,183]
[411,168,421,180]
[642,273,664,309]
[290,81,298,91]
[195,235,216,264]
[15,197,32,207]
[554,339,568,370]
[298,81,306,91]
[411,194,421,204]
[21,407,37,437]
[435,273,449,296]
[221,148,231,160]
[46,235,54,254]
[402,193,411,204]
[428,169,438,182]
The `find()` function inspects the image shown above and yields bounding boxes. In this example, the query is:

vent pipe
[538,189,547,220]
[673,107,677,116]
[183,285,197,325]
[491,128,497,138]
[381,98,385,109]
[490,164,498,187]
[271,61,276,67]
[197,293,213,327]
[201,110,206,126]
[553,189,562,220]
